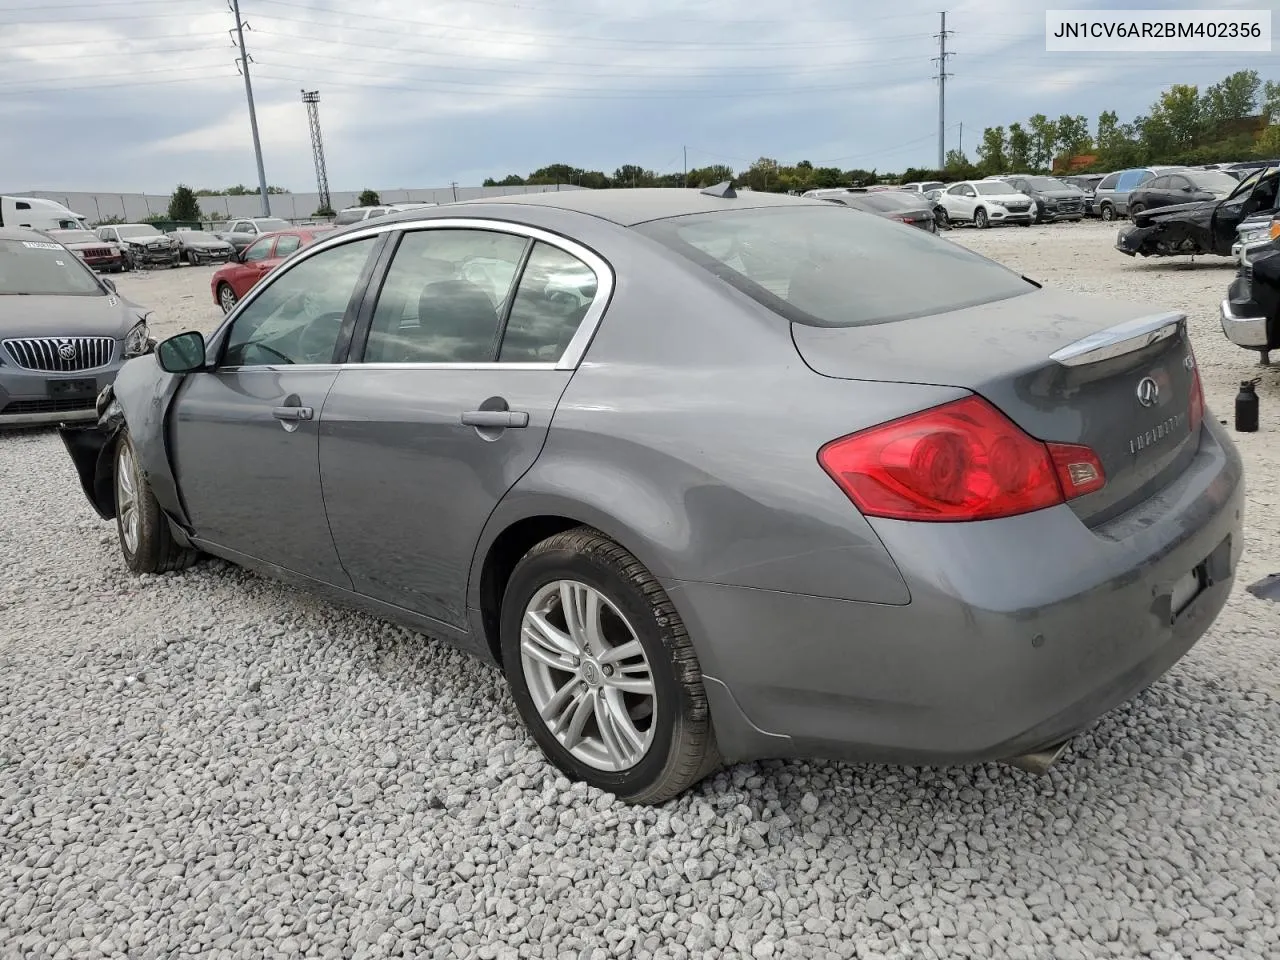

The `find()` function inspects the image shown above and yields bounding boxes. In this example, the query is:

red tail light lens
[1188,353,1204,435]
[818,396,1106,522]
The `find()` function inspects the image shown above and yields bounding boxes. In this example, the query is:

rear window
[335,209,366,225]
[634,206,1032,329]
[853,193,923,213]
[0,239,105,296]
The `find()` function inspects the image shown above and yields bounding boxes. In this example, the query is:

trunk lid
[791,288,1201,525]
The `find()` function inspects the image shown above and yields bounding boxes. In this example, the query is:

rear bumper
[670,421,1244,767]
[1220,287,1270,349]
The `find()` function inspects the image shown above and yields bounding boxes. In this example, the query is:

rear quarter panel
[467,220,968,608]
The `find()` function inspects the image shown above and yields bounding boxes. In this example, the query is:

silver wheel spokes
[116,444,140,555]
[520,580,656,773]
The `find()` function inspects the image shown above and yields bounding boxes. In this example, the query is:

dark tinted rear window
[635,206,1032,328]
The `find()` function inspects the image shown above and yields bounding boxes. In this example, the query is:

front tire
[187,250,199,266]
[500,528,720,804]
[935,208,949,230]
[114,431,199,575]
[1129,203,1145,216]
[974,207,989,229]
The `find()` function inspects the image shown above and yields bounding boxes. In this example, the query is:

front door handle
[272,405,314,422]
[461,410,529,429]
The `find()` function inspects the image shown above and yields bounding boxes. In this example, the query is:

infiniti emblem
[1136,376,1159,407]
[580,661,601,686]
[57,340,76,361]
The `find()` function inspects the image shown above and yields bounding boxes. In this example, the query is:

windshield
[1028,177,1070,191]
[257,218,291,231]
[1186,171,1242,194]
[0,239,105,296]
[117,225,161,238]
[634,206,1032,328]
[974,182,1016,196]
[49,230,98,243]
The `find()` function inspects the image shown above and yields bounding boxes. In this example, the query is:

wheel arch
[468,492,683,667]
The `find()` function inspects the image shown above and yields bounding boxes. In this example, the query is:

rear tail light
[1188,350,1205,435]
[818,395,1106,522]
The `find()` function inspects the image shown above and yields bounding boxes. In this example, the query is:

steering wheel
[296,311,347,363]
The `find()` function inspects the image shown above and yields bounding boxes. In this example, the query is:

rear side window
[635,206,1032,329]
[499,242,599,363]
[1116,171,1144,191]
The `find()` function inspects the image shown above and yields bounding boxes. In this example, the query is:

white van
[1,196,90,231]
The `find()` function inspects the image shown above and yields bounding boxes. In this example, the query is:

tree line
[487,70,1279,191]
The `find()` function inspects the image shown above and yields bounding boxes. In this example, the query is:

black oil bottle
[1234,379,1260,433]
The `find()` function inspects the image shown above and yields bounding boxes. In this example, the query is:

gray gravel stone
[2,230,1280,958]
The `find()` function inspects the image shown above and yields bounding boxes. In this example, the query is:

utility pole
[932,11,954,169]
[301,90,331,214]
[450,182,458,202]
[683,145,688,188]
[958,122,963,156]
[229,0,271,216]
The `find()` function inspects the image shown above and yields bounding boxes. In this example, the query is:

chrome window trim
[211,216,615,373]
[217,361,561,374]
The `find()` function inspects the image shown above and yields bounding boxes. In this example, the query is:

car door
[230,220,257,250]
[230,235,279,297]
[942,183,973,220]
[168,234,384,584]
[319,222,611,629]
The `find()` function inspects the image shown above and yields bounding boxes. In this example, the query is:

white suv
[936,180,1034,229]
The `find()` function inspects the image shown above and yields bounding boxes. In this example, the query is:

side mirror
[156,331,207,374]
[101,277,116,293]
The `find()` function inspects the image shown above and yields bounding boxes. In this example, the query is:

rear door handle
[461,410,529,429]
[272,405,314,422]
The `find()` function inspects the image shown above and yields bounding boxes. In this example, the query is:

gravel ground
[2,224,1278,960]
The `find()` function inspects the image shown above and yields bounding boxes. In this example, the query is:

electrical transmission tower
[932,11,955,169]
[301,90,331,214]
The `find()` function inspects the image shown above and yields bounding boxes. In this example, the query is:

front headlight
[123,320,150,358]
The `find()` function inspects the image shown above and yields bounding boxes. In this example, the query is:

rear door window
[1098,172,1121,190]
[1116,171,1144,192]
[635,205,1032,329]
[498,242,600,363]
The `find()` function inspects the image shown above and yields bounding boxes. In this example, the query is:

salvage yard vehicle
[935,180,1034,228]
[1,228,149,427]
[1221,218,1280,361]
[995,175,1086,223]
[1,195,88,231]
[210,227,331,313]
[58,188,1243,804]
[44,228,127,273]
[1116,165,1279,259]
[215,217,293,254]
[817,190,937,231]
[1093,166,1187,221]
[168,229,235,266]
[95,223,180,269]
[1125,169,1239,216]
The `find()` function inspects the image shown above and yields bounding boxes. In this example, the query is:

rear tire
[218,283,238,314]
[1100,203,1116,222]
[500,527,720,804]
[974,207,989,229]
[113,430,200,575]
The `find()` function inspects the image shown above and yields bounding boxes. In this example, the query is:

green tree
[686,164,734,187]
[167,184,202,222]
[1007,122,1032,170]
[741,157,781,192]
[612,165,655,187]
[1257,123,1280,155]
[357,189,381,206]
[1026,114,1058,170]
[809,166,847,189]
[976,126,1007,173]
[313,206,335,218]
[1262,80,1280,123]
[1202,70,1260,128]
[1151,84,1204,149]
[1055,114,1091,162]
[483,175,526,186]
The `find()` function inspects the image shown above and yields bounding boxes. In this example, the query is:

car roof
[382,187,828,227]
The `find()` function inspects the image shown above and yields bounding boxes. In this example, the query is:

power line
[4,29,224,48]
[0,61,228,89]
[0,73,233,96]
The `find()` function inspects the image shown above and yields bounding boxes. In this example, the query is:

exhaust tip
[1003,738,1072,775]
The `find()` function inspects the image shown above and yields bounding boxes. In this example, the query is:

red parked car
[210,227,331,314]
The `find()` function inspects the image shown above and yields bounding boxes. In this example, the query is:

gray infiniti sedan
[1,228,150,428]
[58,188,1243,803]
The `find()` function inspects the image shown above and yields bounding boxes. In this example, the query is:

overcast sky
[1,0,1271,193]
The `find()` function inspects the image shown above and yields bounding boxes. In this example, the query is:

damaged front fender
[58,387,126,521]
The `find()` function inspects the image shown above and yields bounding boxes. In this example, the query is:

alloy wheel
[218,285,237,313]
[519,579,657,772]
[116,442,140,556]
